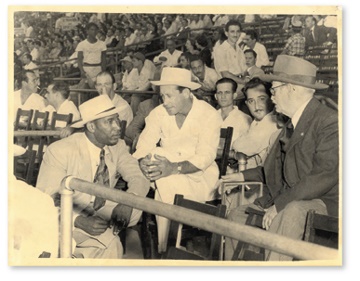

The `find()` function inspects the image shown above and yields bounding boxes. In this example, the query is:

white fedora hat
[151,67,201,90]
[71,95,122,128]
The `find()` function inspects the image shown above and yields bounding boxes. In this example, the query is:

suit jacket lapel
[287,98,320,152]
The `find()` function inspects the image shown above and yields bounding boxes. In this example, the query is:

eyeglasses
[270,83,287,95]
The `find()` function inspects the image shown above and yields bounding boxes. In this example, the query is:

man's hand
[139,153,152,179]
[146,154,176,181]
[262,205,278,230]
[74,215,109,236]
[60,126,75,139]
[110,204,133,233]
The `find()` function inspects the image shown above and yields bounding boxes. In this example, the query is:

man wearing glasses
[220,55,339,261]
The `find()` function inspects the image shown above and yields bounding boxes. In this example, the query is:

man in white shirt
[215,77,252,150]
[14,70,46,120]
[213,20,247,98]
[133,67,222,254]
[76,22,107,85]
[43,81,81,128]
[241,30,270,68]
[190,55,220,104]
[153,38,183,68]
[118,56,139,104]
[21,53,39,78]
[130,52,156,115]
[95,71,133,126]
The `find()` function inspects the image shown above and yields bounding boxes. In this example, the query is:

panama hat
[291,16,303,28]
[259,55,328,90]
[150,67,201,90]
[71,95,122,128]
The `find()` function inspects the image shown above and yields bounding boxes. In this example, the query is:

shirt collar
[291,97,312,129]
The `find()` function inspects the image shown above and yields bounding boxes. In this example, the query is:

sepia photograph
[6,1,345,271]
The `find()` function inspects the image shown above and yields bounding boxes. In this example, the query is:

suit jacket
[243,98,339,217]
[37,132,149,221]
[304,25,337,48]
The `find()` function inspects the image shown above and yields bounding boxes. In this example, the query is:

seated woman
[176,52,191,69]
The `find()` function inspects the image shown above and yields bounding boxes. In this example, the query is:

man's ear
[113,83,117,91]
[86,121,96,133]
[182,88,191,98]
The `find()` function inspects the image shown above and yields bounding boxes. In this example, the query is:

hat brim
[14,145,26,157]
[259,73,329,90]
[151,80,201,90]
[71,107,122,128]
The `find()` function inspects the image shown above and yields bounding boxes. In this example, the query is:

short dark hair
[215,77,237,93]
[245,30,258,41]
[195,34,208,48]
[189,54,204,64]
[96,70,116,84]
[86,22,99,31]
[18,70,35,84]
[225,20,242,32]
[242,77,272,99]
[23,53,32,61]
[52,81,70,99]
[244,49,257,59]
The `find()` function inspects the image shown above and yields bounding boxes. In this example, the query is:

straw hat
[71,95,122,128]
[259,55,328,90]
[150,67,201,90]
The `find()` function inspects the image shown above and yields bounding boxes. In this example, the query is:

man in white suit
[36,95,149,259]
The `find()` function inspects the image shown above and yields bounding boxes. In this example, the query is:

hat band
[95,106,117,116]
[273,71,317,85]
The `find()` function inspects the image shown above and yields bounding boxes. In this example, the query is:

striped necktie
[93,148,110,211]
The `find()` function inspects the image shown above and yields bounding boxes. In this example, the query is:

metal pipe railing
[61,177,339,261]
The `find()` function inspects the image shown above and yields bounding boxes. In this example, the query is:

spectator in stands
[229,78,280,170]
[156,21,165,37]
[239,49,265,84]
[177,52,191,69]
[48,40,64,60]
[124,27,137,47]
[130,52,156,115]
[21,53,39,79]
[175,17,190,44]
[14,70,46,119]
[76,22,107,90]
[104,28,115,47]
[213,14,230,27]
[215,77,252,151]
[213,20,247,98]
[43,81,81,127]
[241,30,270,68]
[133,67,222,254]
[95,71,133,127]
[164,15,179,36]
[29,40,40,62]
[144,22,161,54]
[304,15,337,50]
[37,95,150,259]
[188,14,205,36]
[184,38,199,55]
[281,16,306,58]
[60,37,75,59]
[211,27,226,59]
[117,56,139,103]
[190,55,220,104]
[195,34,212,67]
[202,14,213,29]
[153,38,183,68]
[221,55,338,261]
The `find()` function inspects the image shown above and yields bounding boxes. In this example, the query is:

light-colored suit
[36,133,149,258]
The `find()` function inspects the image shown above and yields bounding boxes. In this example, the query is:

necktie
[93,148,110,211]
